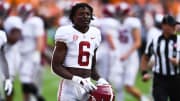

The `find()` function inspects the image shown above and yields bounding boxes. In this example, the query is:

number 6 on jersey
[78,41,90,66]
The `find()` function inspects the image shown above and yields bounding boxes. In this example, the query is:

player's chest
[22,21,37,37]
[67,33,97,49]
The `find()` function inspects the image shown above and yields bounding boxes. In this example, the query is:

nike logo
[91,37,95,39]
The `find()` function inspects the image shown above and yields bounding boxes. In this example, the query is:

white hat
[3,16,23,33]
[155,13,164,23]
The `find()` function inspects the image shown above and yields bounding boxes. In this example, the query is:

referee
[141,15,180,101]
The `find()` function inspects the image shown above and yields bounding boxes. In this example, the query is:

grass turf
[13,67,152,101]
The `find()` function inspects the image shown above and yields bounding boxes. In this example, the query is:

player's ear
[91,15,94,20]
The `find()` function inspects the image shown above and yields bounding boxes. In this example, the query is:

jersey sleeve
[95,29,102,48]
[131,19,141,29]
[144,39,153,57]
[0,31,7,48]
[55,27,70,43]
[125,17,141,29]
[32,17,45,36]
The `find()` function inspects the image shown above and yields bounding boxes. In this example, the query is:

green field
[13,67,152,101]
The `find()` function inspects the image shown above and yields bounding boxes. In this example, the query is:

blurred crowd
[1,0,180,52]
[2,0,180,55]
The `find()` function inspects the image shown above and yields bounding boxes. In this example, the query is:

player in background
[0,30,13,101]
[108,2,150,101]
[51,3,109,101]
[96,4,120,80]
[58,3,72,26]
[146,13,163,45]
[17,3,45,101]
[0,1,13,101]
[0,1,11,30]
[144,13,163,68]
[3,16,23,101]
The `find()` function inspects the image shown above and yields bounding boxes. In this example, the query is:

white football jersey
[3,43,21,78]
[0,30,7,48]
[0,30,7,78]
[20,16,44,54]
[118,17,141,54]
[55,25,101,69]
[100,17,120,35]
[98,17,121,56]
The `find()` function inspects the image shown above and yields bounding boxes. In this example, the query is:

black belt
[154,73,180,79]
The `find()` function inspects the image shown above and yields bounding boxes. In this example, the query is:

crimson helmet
[0,2,11,19]
[116,2,131,15]
[17,3,33,19]
[102,4,116,17]
[89,85,115,101]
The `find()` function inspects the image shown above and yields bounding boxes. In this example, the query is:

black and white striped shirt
[145,34,180,76]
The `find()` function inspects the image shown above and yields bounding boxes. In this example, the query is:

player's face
[73,7,91,27]
[162,24,175,35]
[175,24,180,32]
[8,28,22,44]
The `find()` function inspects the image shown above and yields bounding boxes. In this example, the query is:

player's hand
[83,80,97,92]
[4,79,13,96]
[33,51,41,64]
[142,73,151,82]
[169,57,179,66]
[96,78,109,85]
[120,53,129,61]
[72,76,97,92]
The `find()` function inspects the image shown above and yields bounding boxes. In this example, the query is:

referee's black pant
[152,74,180,101]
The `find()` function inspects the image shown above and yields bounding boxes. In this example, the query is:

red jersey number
[78,41,90,66]
[119,29,128,43]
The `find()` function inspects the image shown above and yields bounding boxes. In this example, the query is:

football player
[17,3,45,101]
[0,1,13,101]
[3,15,23,101]
[0,1,11,30]
[108,2,151,101]
[0,30,13,101]
[51,3,109,101]
[96,4,120,80]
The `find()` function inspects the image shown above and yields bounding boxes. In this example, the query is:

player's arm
[140,54,152,82]
[120,27,141,61]
[128,28,141,55]
[106,32,116,50]
[128,19,142,55]
[91,48,100,81]
[0,31,13,95]
[131,28,141,51]
[140,39,153,81]
[1,46,13,95]
[51,42,73,80]
[140,54,150,74]
[1,46,10,79]
[34,18,45,63]
[91,48,109,85]
[36,34,44,53]
[35,34,45,63]
[0,32,9,79]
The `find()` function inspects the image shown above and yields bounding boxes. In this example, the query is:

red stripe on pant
[58,79,64,101]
